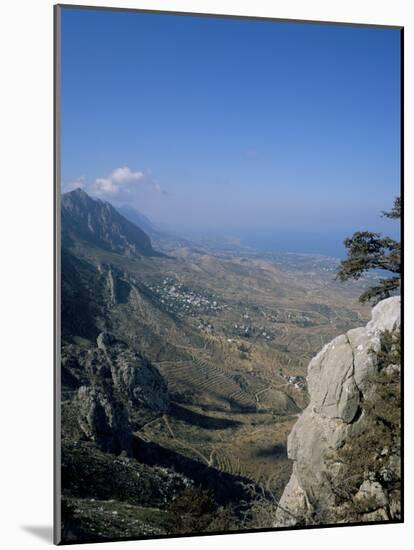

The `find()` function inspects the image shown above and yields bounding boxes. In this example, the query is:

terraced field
[72,239,371,501]
[134,399,297,496]
[156,355,258,412]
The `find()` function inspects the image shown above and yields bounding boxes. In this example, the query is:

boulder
[275,296,400,526]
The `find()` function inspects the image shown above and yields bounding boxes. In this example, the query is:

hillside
[59,190,378,542]
[62,188,164,257]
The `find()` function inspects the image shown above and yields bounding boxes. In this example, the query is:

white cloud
[111,166,144,184]
[62,166,167,201]
[93,166,147,197]
[94,177,117,195]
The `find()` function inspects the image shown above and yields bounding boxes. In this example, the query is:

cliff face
[275,296,401,526]
[62,331,170,456]
[61,188,164,257]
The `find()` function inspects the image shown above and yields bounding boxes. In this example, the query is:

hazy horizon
[60,7,401,257]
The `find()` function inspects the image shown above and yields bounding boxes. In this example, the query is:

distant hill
[61,188,164,257]
[117,203,201,254]
[117,204,159,237]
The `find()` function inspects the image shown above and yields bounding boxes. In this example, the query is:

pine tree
[336,197,401,303]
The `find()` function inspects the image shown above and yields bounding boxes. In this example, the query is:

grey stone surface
[76,385,132,455]
[275,296,400,526]
[65,332,170,455]
[97,332,170,413]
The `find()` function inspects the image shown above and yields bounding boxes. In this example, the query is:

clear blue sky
[60,7,401,256]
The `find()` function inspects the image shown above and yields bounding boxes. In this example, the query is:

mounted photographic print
[54,4,403,544]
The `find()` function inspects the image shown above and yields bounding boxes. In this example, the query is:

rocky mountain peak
[61,188,164,258]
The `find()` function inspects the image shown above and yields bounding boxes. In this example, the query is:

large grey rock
[275,296,400,526]
[275,471,313,526]
[76,385,132,455]
[97,332,170,413]
[65,332,170,455]
[307,333,360,423]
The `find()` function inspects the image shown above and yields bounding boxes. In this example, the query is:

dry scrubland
[67,239,370,497]
[60,189,379,541]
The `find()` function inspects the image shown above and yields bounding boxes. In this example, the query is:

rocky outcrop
[97,331,170,413]
[64,332,170,454]
[76,385,132,455]
[275,296,401,526]
[62,440,192,508]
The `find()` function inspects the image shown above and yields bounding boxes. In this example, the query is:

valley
[60,189,372,540]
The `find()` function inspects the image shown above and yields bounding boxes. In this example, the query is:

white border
[0,1,411,549]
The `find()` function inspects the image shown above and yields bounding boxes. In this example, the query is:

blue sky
[61,7,401,256]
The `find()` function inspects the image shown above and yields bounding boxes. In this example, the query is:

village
[144,277,321,351]
[146,277,227,318]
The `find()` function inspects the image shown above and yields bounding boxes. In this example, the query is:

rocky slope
[275,296,401,526]
[62,188,164,257]
[59,188,382,540]
[61,331,197,541]
[62,331,170,453]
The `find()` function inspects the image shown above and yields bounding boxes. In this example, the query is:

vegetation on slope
[326,329,401,522]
